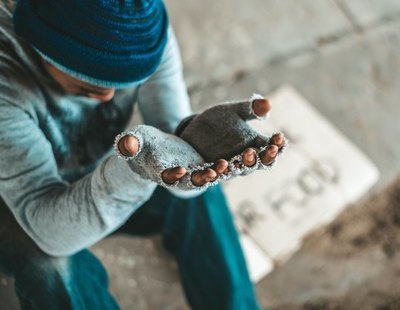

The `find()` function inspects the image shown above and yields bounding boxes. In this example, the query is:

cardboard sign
[225,86,379,282]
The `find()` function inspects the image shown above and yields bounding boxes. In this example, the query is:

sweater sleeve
[137,27,207,199]
[0,100,157,257]
[137,27,192,134]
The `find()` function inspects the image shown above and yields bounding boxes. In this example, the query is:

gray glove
[114,125,215,190]
[177,94,287,175]
[114,94,287,191]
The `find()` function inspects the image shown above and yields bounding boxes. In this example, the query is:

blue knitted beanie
[13,0,169,88]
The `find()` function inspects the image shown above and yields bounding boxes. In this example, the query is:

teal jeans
[0,185,260,310]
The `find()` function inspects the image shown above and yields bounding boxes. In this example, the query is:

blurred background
[1,0,400,309]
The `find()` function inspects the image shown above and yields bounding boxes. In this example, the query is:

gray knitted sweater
[0,2,192,256]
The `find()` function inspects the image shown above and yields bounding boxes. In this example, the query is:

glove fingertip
[114,131,143,160]
[250,94,271,120]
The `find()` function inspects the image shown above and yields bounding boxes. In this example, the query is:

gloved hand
[114,94,287,191]
[176,94,287,176]
[114,125,229,190]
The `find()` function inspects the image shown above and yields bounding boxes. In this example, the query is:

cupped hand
[115,126,233,188]
[115,94,287,189]
[177,94,287,175]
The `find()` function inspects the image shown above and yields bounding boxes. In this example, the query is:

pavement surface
[1,0,400,309]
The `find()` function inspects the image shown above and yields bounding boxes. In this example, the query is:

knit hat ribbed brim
[13,0,169,88]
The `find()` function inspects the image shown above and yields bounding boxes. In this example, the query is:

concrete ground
[1,0,400,309]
